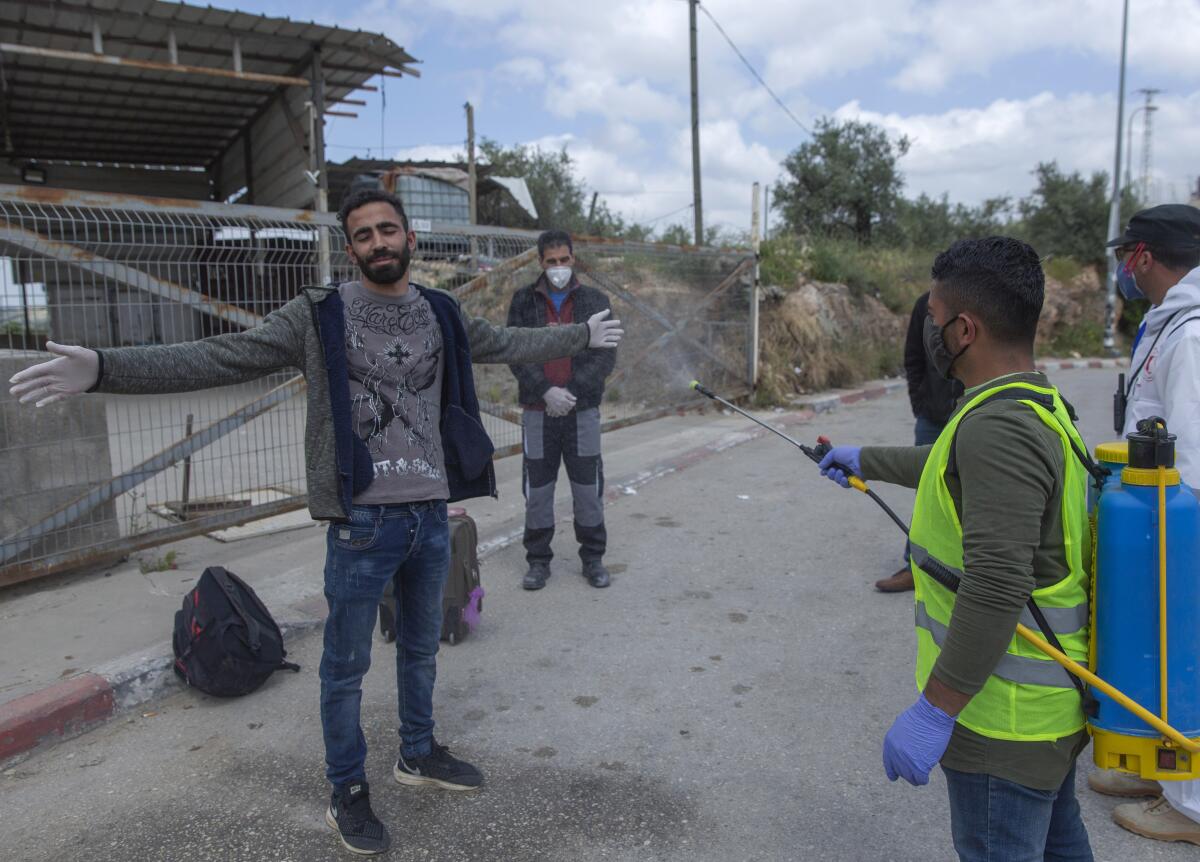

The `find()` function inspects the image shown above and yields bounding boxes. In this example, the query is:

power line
[697,2,810,134]
[644,202,695,225]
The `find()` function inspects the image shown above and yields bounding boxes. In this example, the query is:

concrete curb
[0,369,952,765]
[0,617,323,765]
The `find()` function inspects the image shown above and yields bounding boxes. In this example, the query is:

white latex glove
[7,341,100,407]
[586,309,624,349]
[543,386,577,417]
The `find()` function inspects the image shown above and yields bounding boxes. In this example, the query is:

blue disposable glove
[817,446,862,488]
[882,693,957,786]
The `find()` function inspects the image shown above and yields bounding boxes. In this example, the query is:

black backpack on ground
[380,508,484,646]
[173,566,300,697]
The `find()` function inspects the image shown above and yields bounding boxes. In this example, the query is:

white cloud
[494,57,545,86]
[837,89,1200,205]
[337,0,1200,234]
[391,143,465,163]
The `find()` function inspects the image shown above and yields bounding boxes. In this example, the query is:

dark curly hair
[931,236,1044,346]
[337,187,409,233]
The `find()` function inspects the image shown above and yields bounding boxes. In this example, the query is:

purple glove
[817,445,862,488]
[882,694,956,786]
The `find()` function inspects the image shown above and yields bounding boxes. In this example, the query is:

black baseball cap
[1107,203,1200,249]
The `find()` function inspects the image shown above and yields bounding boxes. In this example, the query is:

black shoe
[523,561,551,590]
[583,560,610,588]
[325,781,390,856]
[394,739,483,791]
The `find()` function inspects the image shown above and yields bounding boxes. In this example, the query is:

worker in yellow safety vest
[819,236,1094,861]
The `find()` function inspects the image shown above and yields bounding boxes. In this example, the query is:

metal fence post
[749,182,761,390]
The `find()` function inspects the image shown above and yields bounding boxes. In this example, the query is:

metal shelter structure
[0,0,419,207]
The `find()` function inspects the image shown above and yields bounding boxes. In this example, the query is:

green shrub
[1043,256,1083,284]
[1045,323,1105,357]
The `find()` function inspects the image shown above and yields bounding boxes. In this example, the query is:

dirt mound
[757,278,905,400]
[1037,267,1105,350]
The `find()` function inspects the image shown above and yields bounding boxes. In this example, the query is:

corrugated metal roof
[0,0,418,168]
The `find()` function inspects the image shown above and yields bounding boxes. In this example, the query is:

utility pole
[464,102,477,225]
[688,0,704,246]
[1138,88,1161,203]
[587,191,598,234]
[1103,0,1130,356]
[310,48,331,285]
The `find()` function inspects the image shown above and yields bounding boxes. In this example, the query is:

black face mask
[355,242,412,285]
[923,314,969,381]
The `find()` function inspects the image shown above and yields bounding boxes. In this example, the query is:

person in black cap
[1090,203,1200,845]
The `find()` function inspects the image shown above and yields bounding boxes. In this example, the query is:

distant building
[329,159,539,229]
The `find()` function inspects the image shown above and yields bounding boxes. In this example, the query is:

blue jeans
[943,764,1093,862]
[319,501,450,791]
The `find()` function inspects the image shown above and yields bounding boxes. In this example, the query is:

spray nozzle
[690,380,716,399]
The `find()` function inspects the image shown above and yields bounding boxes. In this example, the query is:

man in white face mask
[506,230,617,590]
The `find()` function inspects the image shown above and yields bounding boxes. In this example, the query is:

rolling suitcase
[379,507,483,645]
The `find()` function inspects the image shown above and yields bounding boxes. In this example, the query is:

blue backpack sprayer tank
[1091,418,1200,779]
[688,380,1200,777]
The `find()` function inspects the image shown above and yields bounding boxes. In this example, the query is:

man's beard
[356,244,411,285]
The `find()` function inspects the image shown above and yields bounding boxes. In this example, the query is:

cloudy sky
[227,0,1199,235]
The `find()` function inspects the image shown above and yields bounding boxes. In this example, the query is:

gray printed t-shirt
[339,281,449,504]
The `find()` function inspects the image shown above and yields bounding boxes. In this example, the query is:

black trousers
[521,407,606,564]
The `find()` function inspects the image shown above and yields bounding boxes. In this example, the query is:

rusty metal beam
[0,20,394,84]
[0,183,336,224]
[0,222,266,329]
[12,120,235,147]
[0,374,303,568]
[5,63,277,98]
[10,99,251,130]
[7,144,213,165]
[22,1,420,70]
[452,246,539,300]
[7,148,210,167]
[0,43,310,87]
[0,494,309,588]
[7,78,261,112]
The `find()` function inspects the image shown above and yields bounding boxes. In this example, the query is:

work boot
[326,781,390,856]
[875,567,914,593]
[1089,769,1162,798]
[394,739,483,791]
[1113,797,1200,845]
[583,560,610,588]
[523,561,551,591]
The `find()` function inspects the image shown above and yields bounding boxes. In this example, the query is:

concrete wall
[0,352,119,565]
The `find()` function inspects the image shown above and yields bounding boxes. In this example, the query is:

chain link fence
[0,186,754,585]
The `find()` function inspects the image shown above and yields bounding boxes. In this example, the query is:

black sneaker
[394,739,483,791]
[522,561,551,590]
[325,781,391,856]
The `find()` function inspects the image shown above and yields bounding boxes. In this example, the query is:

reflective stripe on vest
[914,601,1085,689]
[908,541,1089,635]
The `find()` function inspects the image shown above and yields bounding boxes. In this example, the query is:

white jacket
[1121,271,1200,487]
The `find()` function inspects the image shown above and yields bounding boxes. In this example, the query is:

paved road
[2,366,1189,862]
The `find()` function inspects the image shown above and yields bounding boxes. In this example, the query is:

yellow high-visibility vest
[910,379,1090,741]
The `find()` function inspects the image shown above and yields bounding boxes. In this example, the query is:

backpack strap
[945,387,1109,492]
[207,566,263,652]
[1168,314,1200,339]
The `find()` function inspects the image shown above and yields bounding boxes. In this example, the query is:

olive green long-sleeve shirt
[860,372,1088,790]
